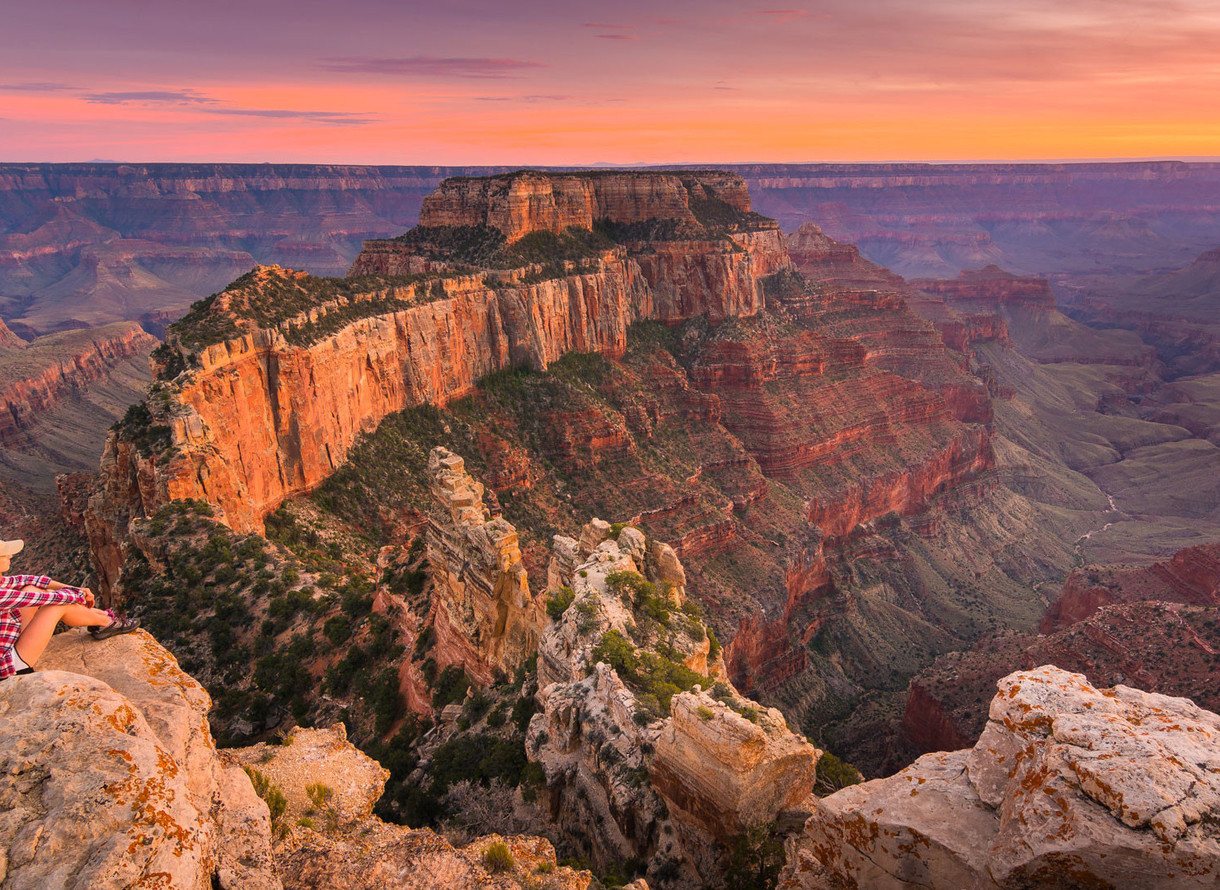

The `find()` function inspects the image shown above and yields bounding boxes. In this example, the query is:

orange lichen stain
[105,702,139,733]
[156,749,180,778]
[131,872,175,889]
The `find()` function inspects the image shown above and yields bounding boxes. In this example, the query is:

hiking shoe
[89,616,140,640]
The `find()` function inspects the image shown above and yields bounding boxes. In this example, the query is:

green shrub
[483,841,514,874]
[432,665,470,710]
[512,695,537,732]
[590,630,710,712]
[242,766,288,837]
[723,823,783,890]
[545,587,576,620]
[815,751,862,795]
[323,614,350,645]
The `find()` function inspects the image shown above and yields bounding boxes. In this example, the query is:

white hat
[0,539,24,557]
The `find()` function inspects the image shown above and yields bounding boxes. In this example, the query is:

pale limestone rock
[617,526,646,566]
[786,666,1220,890]
[578,517,612,558]
[227,725,388,827]
[647,539,686,592]
[547,534,581,591]
[533,524,812,887]
[651,690,819,837]
[237,719,593,890]
[0,630,280,890]
[427,446,545,686]
[277,827,592,890]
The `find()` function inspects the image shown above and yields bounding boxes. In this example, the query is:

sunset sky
[3,0,1219,164]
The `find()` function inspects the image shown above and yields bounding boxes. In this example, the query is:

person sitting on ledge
[0,538,138,679]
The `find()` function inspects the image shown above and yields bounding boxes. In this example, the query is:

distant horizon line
[3,156,1220,168]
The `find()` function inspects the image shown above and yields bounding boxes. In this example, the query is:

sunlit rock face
[782,666,1220,890]
[85,172,788,595]
[426,446,544,686]
[532,519,818,888]
[416,170,753,241]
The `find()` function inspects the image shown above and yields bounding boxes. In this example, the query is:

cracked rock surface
[781,666,1220,890]
[0,629,280,890]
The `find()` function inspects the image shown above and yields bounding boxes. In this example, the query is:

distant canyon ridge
[3,161,1219,337]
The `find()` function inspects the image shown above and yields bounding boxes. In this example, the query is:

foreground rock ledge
[782,665,1220,890]
[0,629,279,890]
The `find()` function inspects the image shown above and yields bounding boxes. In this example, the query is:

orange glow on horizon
[3,1,1219,164]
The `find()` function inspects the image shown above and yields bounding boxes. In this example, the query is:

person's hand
[81,587,95,608]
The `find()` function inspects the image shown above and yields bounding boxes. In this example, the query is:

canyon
[4,162,1219,334]
[0,321,155,494]
[4,166,1220,888]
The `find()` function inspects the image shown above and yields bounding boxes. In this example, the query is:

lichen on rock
[783,665,1220,890]
[0,629,280,890]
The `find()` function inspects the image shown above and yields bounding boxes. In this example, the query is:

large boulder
[0,629,279,890]
[783,666,1220,889]
[230,721,592,890]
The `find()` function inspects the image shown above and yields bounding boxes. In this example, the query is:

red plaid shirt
[0,575,87,678]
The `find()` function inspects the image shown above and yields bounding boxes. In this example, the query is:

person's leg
[14,602,115,667]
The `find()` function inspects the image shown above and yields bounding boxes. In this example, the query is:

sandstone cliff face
[0,321,157,448]
[651,690,819,839]
[1042,540,1220,631]
[87,175,787,595]
[417,171,754,241]
[426,446,545,686]
[902,600,1220,755]
[0,630,279,890]
[532,520,818,886]
[785,667,1220,890]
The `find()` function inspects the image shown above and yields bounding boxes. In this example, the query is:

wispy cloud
[474,94,569,103]
[76,88,373,125]
[583,20,641,39]
[0,82,78,92]
[83,90,216,105]
[202,107,375,125]
[755,8,809,22]
[318,56,545,79]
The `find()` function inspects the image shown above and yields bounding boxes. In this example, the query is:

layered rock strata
[415,170,755,241]
[426,446,545,686]
[902,600,1220,753]
[1042,541,1220,631]
[0,630,280,890]
[785,667,1220,890]
[0,321,157,447]
[87,172,788,595]
[532,520,818,886]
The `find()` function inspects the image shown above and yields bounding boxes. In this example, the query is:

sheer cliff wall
[86,173,788,594]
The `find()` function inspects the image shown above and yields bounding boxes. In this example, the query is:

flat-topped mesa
[912,264,1057,311]
[87,173,793,595]
[426,447,544,686]
[417,170,764,241]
